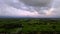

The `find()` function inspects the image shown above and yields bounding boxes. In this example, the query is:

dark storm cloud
[20,0,52,7]
[19,0,53,14]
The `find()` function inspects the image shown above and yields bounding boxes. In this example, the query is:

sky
[0,0,60,18]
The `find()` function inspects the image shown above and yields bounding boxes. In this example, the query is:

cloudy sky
[0,0,60,18]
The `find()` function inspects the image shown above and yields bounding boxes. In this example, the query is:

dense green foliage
[0,18,60,34]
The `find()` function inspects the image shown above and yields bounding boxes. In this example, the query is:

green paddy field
[0,18,60,34]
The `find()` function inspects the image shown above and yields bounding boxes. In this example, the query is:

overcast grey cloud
[0,0,60,18]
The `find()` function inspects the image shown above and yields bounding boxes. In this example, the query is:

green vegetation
[0,18,60,34]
